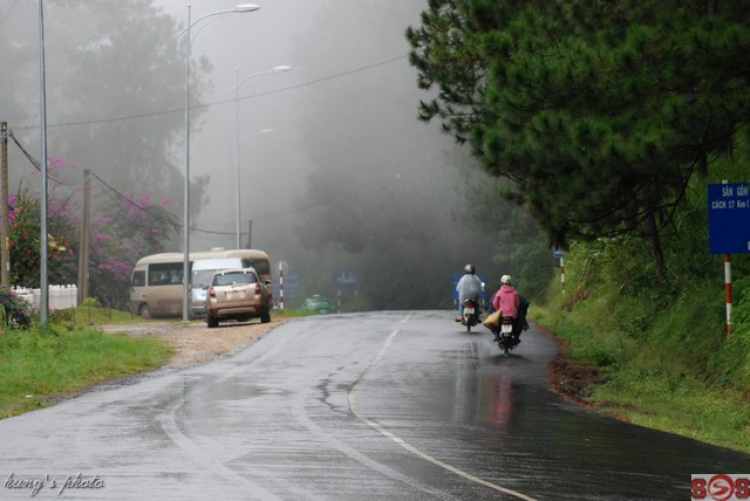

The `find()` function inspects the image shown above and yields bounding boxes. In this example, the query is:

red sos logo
[692,474,750,501]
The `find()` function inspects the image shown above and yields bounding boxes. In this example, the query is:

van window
[192,269,217,288]
[242,258,270,276]
[132,270,146,287]
[149,262,184,286]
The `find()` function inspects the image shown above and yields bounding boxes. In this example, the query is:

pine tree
[407,0,750,278]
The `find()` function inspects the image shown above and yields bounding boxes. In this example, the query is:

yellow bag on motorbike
[482,309,502,330]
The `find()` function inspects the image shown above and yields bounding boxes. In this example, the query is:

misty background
[0,0,551,310]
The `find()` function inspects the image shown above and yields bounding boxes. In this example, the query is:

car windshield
[213,272,255,286]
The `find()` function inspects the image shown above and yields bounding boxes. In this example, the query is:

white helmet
[501,275,512,285]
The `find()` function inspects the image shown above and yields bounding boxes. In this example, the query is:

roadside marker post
[278,261,288,312]
[553,248,565,294]
[725,253,732,340]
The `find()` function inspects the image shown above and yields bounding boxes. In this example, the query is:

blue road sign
[708,182,750,254]
[333,270,358,291]
[280,270,302,304]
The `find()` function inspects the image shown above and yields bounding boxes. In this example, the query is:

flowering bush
[0,287,33,330]
[9,184,77,288]
[88,192,178,309]
[8,156,180,310]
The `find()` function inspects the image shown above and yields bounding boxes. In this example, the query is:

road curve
[0,311,748,500]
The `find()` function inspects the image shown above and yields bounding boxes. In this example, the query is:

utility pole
[245,219,253,249]
[77,169,90,304]
[0,122,9,286]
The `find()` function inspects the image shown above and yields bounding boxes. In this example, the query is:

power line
[8,130,178,226]
[8,130,82,187]
[12,54,410,132]
[7,119,401,237]
[8,129,229,236]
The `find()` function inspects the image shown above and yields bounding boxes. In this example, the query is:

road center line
[349,312,539,501]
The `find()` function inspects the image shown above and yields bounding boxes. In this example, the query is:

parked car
[205,268,272,328]
[299,295,336,314]
[190,258,245,318]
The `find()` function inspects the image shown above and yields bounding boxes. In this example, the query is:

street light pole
[230,65,291,248]
[38,0,50,324]
[181,3,260,323]
[183,3,192,324]
[234,67,240,249]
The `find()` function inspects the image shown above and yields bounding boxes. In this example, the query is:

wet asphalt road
[0,311,748,500]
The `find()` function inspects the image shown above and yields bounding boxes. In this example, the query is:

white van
[130,248,272,319]
[129,252,186,318]
[190,258,243,318]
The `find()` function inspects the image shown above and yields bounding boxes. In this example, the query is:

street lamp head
[178,4,261,37]
[228,65,293,95]
[234,4,261,13]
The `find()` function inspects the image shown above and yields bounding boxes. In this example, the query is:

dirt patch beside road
[100,319,285,367]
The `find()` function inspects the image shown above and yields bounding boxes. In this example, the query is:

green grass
[63,300,160,326]
[0,325,173,418]
[0,302,316,419]
[593,370,750,450]
[534,280,750,454]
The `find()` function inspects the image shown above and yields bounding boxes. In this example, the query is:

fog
[0,0,509,309]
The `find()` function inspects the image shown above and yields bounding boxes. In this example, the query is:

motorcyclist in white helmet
[455,264,483,321]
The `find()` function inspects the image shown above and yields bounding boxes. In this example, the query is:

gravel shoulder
[100,319,286,368]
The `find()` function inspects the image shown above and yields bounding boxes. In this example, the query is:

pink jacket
[492,285,520,318]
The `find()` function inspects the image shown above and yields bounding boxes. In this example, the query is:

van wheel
[139,304,152,319]
[260,312,271,324]
[207,316,219,328]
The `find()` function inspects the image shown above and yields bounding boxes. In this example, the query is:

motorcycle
[461,299,480,332]
[496,315,520,354]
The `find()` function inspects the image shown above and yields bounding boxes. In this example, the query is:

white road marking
[349,312,539,501]
[158,399,282,501]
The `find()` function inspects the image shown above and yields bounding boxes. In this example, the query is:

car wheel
[139,304,152,319]
[260,312,271,324]
[207,316,219,328]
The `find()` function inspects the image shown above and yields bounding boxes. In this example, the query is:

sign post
[333,270,358,313]
[708,181,750,341]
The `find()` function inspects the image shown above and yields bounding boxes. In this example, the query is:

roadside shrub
[728,277,750,386]
[0,287,33,330]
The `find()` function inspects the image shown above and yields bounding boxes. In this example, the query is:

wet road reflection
[353,312,750,500]
[0,311,747,500]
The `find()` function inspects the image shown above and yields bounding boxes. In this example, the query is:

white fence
[13,285,78,311]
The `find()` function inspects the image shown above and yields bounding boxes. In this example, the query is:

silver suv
[205,268,272,328]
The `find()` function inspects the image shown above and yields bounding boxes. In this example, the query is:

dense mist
[0,0,538,310]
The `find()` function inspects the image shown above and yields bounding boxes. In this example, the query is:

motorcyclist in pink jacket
[492,275,520,321]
